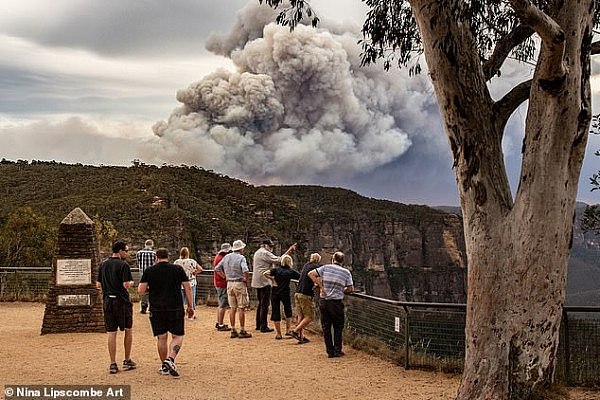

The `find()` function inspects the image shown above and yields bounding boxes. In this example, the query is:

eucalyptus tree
[259,1,599,399]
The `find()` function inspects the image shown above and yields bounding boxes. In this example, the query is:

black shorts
[149,309,185,337]
[103,297,133,332]
[270,292,293,321]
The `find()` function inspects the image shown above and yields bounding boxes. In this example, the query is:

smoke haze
[142,2,440,184]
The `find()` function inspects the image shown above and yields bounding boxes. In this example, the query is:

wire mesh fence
[1,267,598,385]
[345,294,466,372]
[556,308,600,386]
[0,268,51,301]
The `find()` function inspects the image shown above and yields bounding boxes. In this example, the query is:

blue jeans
[182,285,197,310]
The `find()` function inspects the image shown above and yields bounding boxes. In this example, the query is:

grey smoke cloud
[143,1,438,183]
[3,0,249,58]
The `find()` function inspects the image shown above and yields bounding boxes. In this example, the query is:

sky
[1,0,599,206]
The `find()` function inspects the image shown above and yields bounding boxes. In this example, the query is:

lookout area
[1,302,597,400]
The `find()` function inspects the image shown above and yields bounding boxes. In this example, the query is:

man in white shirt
[251,239,295,332]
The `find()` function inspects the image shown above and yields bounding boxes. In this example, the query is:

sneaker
[289,330,302,341]
[215,322,220,329]
[158,365,169,375]
[260,327,274,333]
[230,329,239,338]
[217,324,232,331]
[163,359,180,378]
[109,363,119,374]
[238,330,252,339]
[122,359,136,371]
[300,337,310,343]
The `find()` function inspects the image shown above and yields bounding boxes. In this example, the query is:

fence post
[562,308,571,386]
[403,305,410,369]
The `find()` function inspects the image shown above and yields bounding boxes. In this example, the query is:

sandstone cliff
[264,186,467,303]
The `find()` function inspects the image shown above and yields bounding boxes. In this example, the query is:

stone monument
[41,208,105,334]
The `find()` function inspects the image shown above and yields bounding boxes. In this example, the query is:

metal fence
[0,267,51,301]
[1,267,598,386]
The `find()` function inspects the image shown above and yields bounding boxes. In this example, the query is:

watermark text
[4,385,130,400]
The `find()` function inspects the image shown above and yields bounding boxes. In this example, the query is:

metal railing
[1,267,598,385]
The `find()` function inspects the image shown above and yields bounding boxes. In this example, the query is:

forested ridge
[0,159,450,264]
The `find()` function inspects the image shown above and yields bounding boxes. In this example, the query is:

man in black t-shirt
[97,240,136,374]
[289,253,322,344]
[138,248,194,378]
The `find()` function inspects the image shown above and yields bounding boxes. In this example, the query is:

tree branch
[482,24,534,81]
[493,79,532,131]
[508,0,566,93]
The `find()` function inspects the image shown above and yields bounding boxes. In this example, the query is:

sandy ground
[0,302,598,400]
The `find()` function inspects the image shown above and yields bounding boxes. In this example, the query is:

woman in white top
[175,247,203,320]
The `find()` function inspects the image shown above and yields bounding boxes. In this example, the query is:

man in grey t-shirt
[309,251,354,358]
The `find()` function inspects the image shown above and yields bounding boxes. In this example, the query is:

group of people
[96,237,354,378]
[213,238,354,358]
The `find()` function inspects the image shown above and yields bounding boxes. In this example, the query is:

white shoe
[158,365,169,375]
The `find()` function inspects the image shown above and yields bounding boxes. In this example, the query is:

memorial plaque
[58,294,91,306]
[56,259,92,285]
[42,208,105,334]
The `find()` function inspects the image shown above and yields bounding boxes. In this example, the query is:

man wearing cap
[251,239,296,332]
[215,240,252,338]
[213,242,232,331]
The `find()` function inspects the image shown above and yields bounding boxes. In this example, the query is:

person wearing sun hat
[215,240,252,338]
[213,242,232,331]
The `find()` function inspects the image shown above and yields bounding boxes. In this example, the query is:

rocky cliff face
[264,186,468,303]
[304,217,467,303]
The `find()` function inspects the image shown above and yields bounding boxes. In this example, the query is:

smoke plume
[142,1,436,184]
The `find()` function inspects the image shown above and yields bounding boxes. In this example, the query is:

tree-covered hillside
[0,160,455,269]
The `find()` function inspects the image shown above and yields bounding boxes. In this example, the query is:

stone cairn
[41,208,105,334]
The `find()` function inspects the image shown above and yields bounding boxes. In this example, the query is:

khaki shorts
[227,281,249,309]
[294,293,315,319]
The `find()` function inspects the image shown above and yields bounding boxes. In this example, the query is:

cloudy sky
[1,0,599,206]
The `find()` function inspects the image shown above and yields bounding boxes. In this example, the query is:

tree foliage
[360,0,541,74]
[92,214,118,254]
[258,0,319,29]
[0,207,56,267]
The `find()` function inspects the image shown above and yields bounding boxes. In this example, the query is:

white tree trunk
[409,1,593,398]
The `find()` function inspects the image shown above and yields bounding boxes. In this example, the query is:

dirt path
[1,303,597,400]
